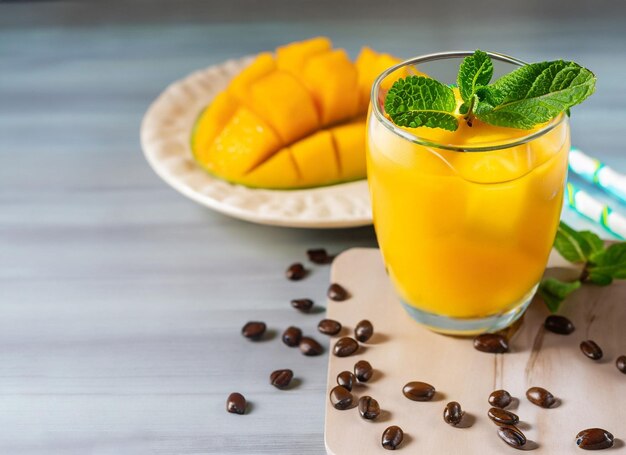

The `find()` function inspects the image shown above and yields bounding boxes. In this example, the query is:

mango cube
[241,148,300,189]
[276,37,332,75]
[330,119,366,181]
[191,91,239,165]
[290,130,340,187]
[229,52,276,104]
[206,107,281,179]
[300,49,359,127]
[247,71,320,144]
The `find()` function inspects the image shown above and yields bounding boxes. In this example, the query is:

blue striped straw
[565,182,626,239]
[569,147,626,203]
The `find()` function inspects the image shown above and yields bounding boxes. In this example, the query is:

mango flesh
[355,47,421,111]
[290,130,341,187]
[355,47,381,112]
[246,71,320,144]
[228,52,276,104]
[191,38,410,189]
[239,148,300,189]
[191,91,239,164]
[205,107,281,180]
[331,119,367,181]
[276,37,332,75]
[299,49,359,126]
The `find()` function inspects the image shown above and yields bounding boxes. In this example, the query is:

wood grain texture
[1,2,625,453]
[325,249,626,454]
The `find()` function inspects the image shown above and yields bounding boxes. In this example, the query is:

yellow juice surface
[367,113,570,318]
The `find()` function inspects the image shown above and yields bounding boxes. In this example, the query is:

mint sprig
[539,221,626,313]
[384,77,458,131]
[384,50,596,131]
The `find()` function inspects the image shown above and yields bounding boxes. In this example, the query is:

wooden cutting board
[324,248,625,454]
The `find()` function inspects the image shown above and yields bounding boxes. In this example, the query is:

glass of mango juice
[366,51,570,335]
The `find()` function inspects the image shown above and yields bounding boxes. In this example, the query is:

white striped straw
[565,182,626,239]
[569,147,626,203]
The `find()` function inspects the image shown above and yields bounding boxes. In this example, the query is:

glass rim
[371,50,567,153]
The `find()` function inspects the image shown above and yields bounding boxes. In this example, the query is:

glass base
[400,284,537,336]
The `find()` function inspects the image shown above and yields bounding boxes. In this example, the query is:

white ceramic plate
[140,56,372,229]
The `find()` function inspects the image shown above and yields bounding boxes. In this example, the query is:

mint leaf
[553,221,603,263]
[579,231,604,256]
[385,76,458,131]
[538,278,581,313]
[475,61,596,129]
[457,50,493,103]
[587,272,613,286]
[474,86,504,115]
[587,243,626,285]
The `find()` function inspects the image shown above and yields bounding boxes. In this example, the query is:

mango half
[191,37,409,189]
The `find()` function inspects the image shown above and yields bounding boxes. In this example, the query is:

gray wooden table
[1,2,625,453]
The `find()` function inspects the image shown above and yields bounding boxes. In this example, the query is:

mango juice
[367,113,570,319]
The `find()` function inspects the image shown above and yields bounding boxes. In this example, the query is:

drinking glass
[366,51,570,335]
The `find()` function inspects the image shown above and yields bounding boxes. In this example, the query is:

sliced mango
[189,39,409,189]
[290,130,340,187]
[205,107,281,179]
[276,37,332,75]
[300,49,359,127]
[246,71,319,144]
[191,91,239,164]
[229,52,276,104]
[330,119,366,181]
[240,148,300,189]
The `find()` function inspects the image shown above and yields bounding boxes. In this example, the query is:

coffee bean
[226,392,246,415]
[580,340,603,360]
[327,283,349,301]
[358,395,381,420]
[402,381,436,401]
[333,337,359,357]
[526,386,556,408]
[489,389,512,408]
[497,426,526,448]
[473,333,509,353]
[617,355,626,374]
[270,369,293,389]
[299,336,323,356]
[443,401,463,426]
[282,326,302,347]
[544,315,575,335]
[329,385,353,410]
[355,319,374,343]
[337,371,356,391]
[291,298,314,313]
[318,319,342,336]
[241,321,266,340]
[488,407,519,426]
[354,360,373,382]
[576,428,614,450]
[307,248,332,264]
[382,425,403,450]
[286,263,306,280]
